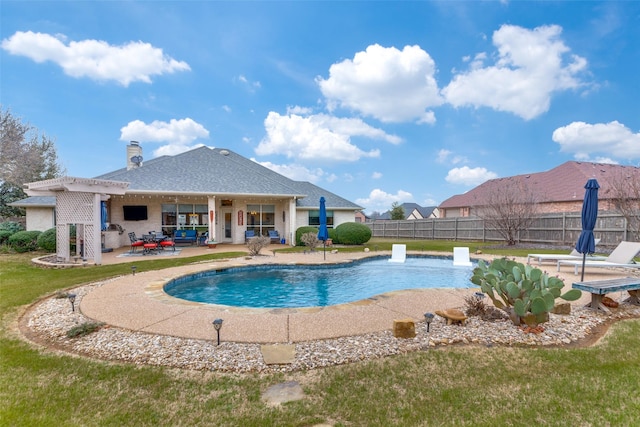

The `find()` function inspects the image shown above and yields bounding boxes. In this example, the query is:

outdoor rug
[117,248,183,258]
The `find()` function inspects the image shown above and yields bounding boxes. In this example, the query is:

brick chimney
[127,141,143,170]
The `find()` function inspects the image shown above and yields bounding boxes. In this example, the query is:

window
[308,210,334,227]
[246,204,275,236]
[162,203,207,234]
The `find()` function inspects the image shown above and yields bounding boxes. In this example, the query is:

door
[222,209,233,242]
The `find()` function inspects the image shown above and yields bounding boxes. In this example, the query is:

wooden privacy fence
[366,212,635,247]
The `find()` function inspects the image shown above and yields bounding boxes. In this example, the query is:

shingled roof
[439,161,640,209]
[94,146,362,210]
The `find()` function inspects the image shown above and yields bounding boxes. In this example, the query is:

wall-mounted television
[123,205,148,221]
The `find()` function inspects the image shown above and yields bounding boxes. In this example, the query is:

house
[17,143,363,264]
[439,161,640,218]
[378,203,439,220]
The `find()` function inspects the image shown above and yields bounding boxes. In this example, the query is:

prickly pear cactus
[470,258,582,326]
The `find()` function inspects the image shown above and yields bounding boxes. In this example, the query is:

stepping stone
[261,381,304,406]
[261,344,295,365]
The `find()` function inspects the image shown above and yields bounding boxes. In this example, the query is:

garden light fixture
[424,312,434,332]
[68,293,76,312]
[132,265,137,275]
[213,318,223,345]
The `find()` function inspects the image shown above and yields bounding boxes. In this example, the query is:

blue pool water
[164,255,476,308]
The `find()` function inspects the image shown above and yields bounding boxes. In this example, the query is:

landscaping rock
[393,319,416,338]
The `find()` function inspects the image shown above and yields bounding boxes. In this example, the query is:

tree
[390,202,405,220]
[608,170,640,241]
[0,107,64,219]
[475,178,539,245]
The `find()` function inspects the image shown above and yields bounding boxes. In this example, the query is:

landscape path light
[131,265,137,275]
[424,312,435,332]
[212,318,223,345]
[68,293,76,313]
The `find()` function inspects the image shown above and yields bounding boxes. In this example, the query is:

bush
[37,228,57,252]
[246,235,270,256]
[334,222,372,245]
[295,226,319,246]
[0,230,12,245]
[300,232,320,251]
[0,221,24,234]
[66,322,105,338]
[7,230,42,253]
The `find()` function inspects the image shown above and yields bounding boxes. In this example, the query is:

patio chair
[245,230,255,243]
[268,230,280,243]
[527,239,605,265]
[388,244,406,263]
[159,238,176,251]
[557,241,640,275]
[128,232,144,253]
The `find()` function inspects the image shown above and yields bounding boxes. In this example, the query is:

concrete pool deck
[76,244,634,344]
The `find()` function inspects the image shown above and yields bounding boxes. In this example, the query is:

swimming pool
[164,255,476,308]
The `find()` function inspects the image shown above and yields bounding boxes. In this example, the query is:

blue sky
[2,1,639,214]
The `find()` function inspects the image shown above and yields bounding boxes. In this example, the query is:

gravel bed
[22,280,640,373]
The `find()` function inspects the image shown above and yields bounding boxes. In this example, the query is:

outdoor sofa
[173,229,198,245]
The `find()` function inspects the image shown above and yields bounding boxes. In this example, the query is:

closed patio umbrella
[101,201,108,231]
[318,197,329,260]
[575,178,599,281]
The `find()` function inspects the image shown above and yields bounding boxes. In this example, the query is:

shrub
[463,293,508,322]
[8,230,42,253]
[246,235,270,256]
[334,222,371,245]
[295,226,318,246]
[300,232,319,251]
[0,221,24,234]
[37,227,57,252]
[0,230,12,245]
[66,322,105,338]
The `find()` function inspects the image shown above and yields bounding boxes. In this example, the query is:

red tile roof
[439,161,640,208]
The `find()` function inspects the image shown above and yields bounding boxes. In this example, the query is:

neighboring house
[439,161,640,218]
[354,211,368,223]
[17,143,363,263]
[378,203,439,220]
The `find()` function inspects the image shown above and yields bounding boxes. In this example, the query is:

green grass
[2,245,640,426]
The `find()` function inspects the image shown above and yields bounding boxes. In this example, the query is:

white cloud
[436,149,467,165]
[235,74,261,92]
[256,112,401,163]
[445,166,498,186]
[317,44,442,123]
[255,160,326,183]
[222,105,231,113]
[371,171,383,179]
[1,31,190,86]
[442,24,587,120]
[286,105,314,115]
[356,188,414,214]
[120,118,210,156]
[553,121,640,160]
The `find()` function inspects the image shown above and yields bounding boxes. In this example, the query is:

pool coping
[79,252,480,343]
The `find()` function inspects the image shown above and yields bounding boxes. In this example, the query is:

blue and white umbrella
[575,178,599,281]
[318,197,329,260]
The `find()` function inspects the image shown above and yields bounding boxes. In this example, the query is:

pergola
[25,177,129,265]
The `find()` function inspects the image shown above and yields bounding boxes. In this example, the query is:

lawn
[1,242,639,426]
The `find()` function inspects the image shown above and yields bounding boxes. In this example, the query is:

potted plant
[206,240,218,249]
[470,258,582,327]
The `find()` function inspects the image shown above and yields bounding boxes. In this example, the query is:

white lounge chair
[527,239,605,265]
[453,247,472,266]
[557,241,640,275]
[388,244,406,263]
